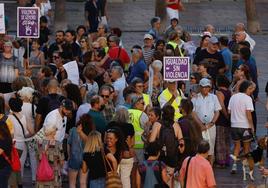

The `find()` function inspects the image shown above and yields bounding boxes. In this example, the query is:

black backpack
[158,121,179,167]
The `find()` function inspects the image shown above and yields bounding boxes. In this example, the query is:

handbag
[101,149,123,188]
[36,152,54,181]
[2,144,21,172]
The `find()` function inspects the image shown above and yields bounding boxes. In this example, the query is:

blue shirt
[220,48,233,81]
[127,59,147,83]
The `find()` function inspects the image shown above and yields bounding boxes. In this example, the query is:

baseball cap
[199,78,211,87]
[61,99,74,111]
[144,33,153,40]
[209,36,219,44]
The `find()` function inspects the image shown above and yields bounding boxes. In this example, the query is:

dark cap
[61,99,74,111]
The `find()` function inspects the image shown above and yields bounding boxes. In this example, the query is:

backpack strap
[12,114,26,138]
[184,156,193,188]
[117,47,121,59]
[0,115,8,123]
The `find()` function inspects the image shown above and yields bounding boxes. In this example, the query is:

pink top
[180,155,216,188]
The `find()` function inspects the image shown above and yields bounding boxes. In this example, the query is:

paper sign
[0,4,5,34]
[163,56,190,81]
[63,61,79,85]
[17,7,40,38]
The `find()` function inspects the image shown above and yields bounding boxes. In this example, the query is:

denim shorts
[89,177,105,188]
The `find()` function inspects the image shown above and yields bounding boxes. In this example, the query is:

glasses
[80,40,86,43]
[53,56,60,59]
[101,95,110,99]
[62,119,66,128]
[93,47,100,50]
[179,143,184,148]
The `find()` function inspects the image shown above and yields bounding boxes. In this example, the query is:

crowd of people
[0,0,268,188]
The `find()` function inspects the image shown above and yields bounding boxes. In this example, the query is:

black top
[83,148,111,180]
[0,138,12,169]
[193,49,225,80]
[35,93,65,124]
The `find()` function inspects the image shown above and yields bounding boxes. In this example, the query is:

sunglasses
[179,143,184,148]
[190,77,196,79]
[62,119,66,128]
[101,95,109,99]
[53,56,60,59]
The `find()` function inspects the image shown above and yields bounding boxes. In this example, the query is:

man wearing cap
[43,99,73,143]
[142,34,155,67]
[191,78,221,165]
[193,36,225,80]
[0,41,19,93]
[158,81,183,121]
[108,35,130,70]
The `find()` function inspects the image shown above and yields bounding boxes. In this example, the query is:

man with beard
[47,30,65,63]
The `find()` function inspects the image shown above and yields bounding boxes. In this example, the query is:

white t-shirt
[228,92,254,128]
[8,113,28,150]
[21,102,36,132]
[192,93,222,124]
[113,76,127,107]
[43,109,67,142]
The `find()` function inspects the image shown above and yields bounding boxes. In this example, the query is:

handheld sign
[0,4,5,34]
[17,7,40,38]
[163,56,190,81]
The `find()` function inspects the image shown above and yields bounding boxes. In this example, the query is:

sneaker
[231,163,237,174]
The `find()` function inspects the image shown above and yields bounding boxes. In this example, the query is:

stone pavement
[4,0,268,187]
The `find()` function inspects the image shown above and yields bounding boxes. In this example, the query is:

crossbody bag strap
[12,114,26,138]
[1,151,12,165]
[117,47,121,59]
[184,156,192,188]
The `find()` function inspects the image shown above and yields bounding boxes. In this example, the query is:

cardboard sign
[163,56,190,81]
[0,4,5,34]
[17,7,40,38]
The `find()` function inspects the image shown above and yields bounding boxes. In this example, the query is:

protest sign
[0,4,5,34]
[63,61,80,85]
[17,7,40,38]
[163,56,190,81]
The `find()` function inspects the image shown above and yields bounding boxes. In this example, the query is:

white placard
[63,61,79,85]
[0,4,5,34]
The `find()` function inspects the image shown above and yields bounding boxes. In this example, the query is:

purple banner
[163,56,190,81]
[17,7,40,38]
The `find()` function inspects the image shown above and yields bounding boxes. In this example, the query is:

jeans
[89,177,105,188]
[119,158,134,188]
[0,165,12,188]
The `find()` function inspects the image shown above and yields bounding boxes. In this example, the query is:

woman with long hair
[149,104,183,188]
[215,76,232,168]
[82,131,117,187]
[231,64,251,93]
[107,108,135,188]
[68,114,95,188]
[0,121,13,188]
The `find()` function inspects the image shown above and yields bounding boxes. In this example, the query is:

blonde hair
[18,87,35,101]
[84,131,103,153]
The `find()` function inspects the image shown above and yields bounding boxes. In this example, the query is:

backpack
[158,122,179,167]
[46,94,62,113]
[143,161,159,187]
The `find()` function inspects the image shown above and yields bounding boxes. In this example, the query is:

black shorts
[231,127,253,142]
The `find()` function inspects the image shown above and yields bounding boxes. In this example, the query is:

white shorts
[166,7,179,20]
[202,125,216,155]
